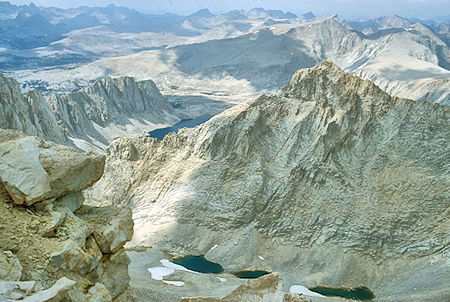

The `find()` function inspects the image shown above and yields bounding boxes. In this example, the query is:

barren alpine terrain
[0,1,449,301]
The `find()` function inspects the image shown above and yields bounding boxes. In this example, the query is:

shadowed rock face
[89,62,449,300]
[0,74,67,144]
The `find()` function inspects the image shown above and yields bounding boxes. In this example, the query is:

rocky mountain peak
[45,74,180,150]
[72,75,174,126]
[78,63,450,301]
[188,8,214,19]
[0,71,181,151]
[93,62,448,261]
[302,11,316,20]
[280,61,394,111]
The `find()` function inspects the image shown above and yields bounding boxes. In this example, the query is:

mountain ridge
[47,76,181,150]
[88,61,449,300]
[12,15,448,104]
[0,73,181,151]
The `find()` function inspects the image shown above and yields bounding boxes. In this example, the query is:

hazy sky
[8,0,450,19]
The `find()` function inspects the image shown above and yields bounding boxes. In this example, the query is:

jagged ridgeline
[0,74,179,151]
[89,62,450,300]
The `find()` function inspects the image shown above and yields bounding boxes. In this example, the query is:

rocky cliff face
[89,62,449,301]
[47,76,180,149]
[0,74,67,144]
[0,73,180,151]
[0,129,134,301]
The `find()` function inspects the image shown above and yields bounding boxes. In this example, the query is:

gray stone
[77,206,133,254]
[37,142,105,201]
[54,192,84,213]
[0,131,105,206]
[0,281,35,301]
[21,277,75,302]
[88,250,130,299]
[0,136,51,205]
[17,281,36,295]
[0,251,22,281]
[8,288,25,300]
[0,131,132,300]
[42,210,66,238]
[87,283,112,302]
[49,238,102,275]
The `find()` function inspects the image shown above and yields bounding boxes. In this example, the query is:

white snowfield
[289,285,325,298]
[160,259,198,273]
[147,267,175,281]
[147,259,200,286]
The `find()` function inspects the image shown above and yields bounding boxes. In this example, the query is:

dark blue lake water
[233,270,270,279]
[173,255,223,274]
[309,286,374,300]
[148,114,213,140]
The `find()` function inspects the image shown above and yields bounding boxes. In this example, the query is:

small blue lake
[173,255,223,274]
[172,255,273,279]
[233,270,270,279]
[309,286,374,300]
[148,114,213,140]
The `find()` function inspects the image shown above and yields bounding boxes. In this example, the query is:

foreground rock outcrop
[89,62,449,301]
[0,129,133,301]
[0,130,104,206]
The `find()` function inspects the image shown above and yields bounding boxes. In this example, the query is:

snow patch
[160,259,199,274]
[147,267,175,281]
[289,285,325,297]
[160,259,189,271]
[148,258,201,282]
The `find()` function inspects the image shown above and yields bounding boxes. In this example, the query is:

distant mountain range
[0,1,448,105]
[0,2,301,50]
[5,16,447,105]
[0,1,445,53]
